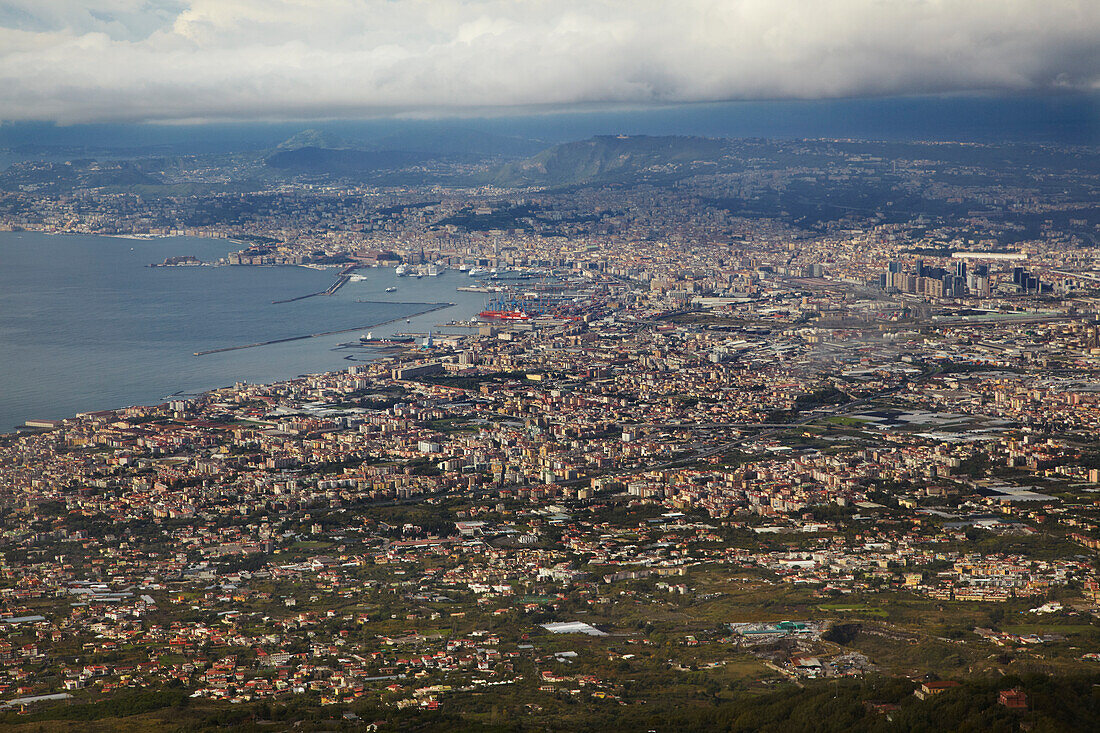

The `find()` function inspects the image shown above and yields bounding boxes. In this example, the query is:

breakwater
[193,303,453,356]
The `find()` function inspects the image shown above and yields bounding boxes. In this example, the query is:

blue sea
[0,231,486,431]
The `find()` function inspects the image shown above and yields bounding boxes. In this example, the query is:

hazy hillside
[492,135,735,186]
[275,129,358,151]
[0,159,160,192]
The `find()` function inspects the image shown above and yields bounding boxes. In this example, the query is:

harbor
[0,234,493,431]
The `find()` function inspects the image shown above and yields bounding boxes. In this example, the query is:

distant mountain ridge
[263,134,741,185]
[491,134,734,186]
[275,129,359,151]
[264,126,544,178]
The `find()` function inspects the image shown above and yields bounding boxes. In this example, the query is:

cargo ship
[478,307,530,321]
[478,294,532,321]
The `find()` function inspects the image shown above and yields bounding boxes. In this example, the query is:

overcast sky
[1,0,1098,124]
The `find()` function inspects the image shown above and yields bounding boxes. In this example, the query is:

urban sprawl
[1,135,1099,729]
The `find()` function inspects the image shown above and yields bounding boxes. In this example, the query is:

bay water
[0,231,486,431]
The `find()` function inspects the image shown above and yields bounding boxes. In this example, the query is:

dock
[272,265,355,304]
[457,285,501,293]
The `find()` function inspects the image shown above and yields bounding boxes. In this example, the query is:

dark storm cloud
[1,0,1097,123]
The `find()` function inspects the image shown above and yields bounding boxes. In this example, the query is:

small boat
[385,286,397,292]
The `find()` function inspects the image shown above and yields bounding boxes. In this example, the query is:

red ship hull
[478,309,530,320]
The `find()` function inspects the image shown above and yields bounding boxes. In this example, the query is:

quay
[272,265,356,304]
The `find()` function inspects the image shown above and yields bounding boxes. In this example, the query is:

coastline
[2,301,462,436]
[4,228,233,242]
[0,231,485,435]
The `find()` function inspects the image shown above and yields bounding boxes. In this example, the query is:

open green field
[817,603,888,617]
[1001,624,1097,635]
